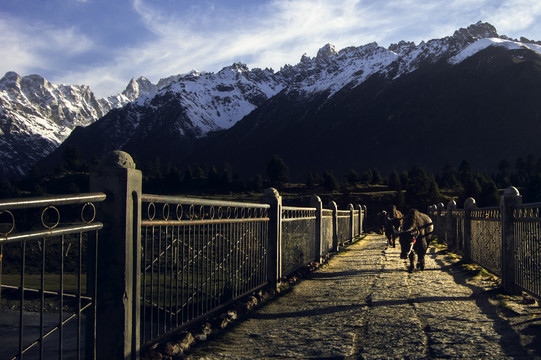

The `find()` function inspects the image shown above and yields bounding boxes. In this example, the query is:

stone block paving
[185,234,540,359]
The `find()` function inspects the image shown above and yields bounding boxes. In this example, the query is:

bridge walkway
[184,233,537,359]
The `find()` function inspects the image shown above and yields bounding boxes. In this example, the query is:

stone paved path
[185,234,538,359]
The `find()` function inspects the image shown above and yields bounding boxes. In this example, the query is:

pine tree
[267,156,289,185]
[322,170,339,192]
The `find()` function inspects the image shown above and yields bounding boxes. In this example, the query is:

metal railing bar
[59,235,65,359]
[19,241,25,359]
[141,194,270,209]
[0,223,103,244]
[282,206,317,211]
[141,218,269,227]
[40,239,45,360]
[0,193,106,210]
[282,217,317,222]
[13,302,93,360]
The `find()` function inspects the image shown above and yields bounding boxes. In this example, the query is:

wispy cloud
[2,0,541,98]
[482,0,541,35]
[0,12,94,75]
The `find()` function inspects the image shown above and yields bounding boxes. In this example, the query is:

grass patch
[445,252,462,261]
[458,262,497,280]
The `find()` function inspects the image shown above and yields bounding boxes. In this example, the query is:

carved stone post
[357,204,363,236]
[437,202,446,243]
[349,203,355,241]
[310,195,323,263]
[446,200,457,250]
[263,188,282,286]
[362,205,367,234]
[89,151,142,360]
[501,186,522,295]
[463,197,476,262]
[328,201,339,251]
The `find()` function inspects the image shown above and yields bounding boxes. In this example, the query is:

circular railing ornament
[81,202,96,224]
[189,205,195,220]
[176,204,183,221]
[147,203,156,221]
[0,210,15,237]
[41,206,60,230]
[162,204,170,220]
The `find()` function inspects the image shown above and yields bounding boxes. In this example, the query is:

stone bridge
[175,234,539,359]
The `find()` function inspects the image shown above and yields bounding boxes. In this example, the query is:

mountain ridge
[3,21,541,179]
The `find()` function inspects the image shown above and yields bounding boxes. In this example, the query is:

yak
[396,209,433,272]
[382,205,403,248]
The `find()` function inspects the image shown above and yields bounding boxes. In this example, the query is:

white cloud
[482,0,541,34]
[4,0,541,98]
[0,13,94,75]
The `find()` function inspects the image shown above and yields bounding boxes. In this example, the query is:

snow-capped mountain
[5,21,541,179]
[0,72,159,177]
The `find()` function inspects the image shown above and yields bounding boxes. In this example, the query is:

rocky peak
[300,53,311,64]
[453,21,499,43]
[388,40,416,55]
[219,62,250,75]
[0,71,22,91]
[122,76,157,101]
[316,43,337,63]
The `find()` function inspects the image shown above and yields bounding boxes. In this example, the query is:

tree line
[3,146,541,210]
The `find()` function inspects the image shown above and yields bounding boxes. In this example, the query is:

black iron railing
[0,193,105,360]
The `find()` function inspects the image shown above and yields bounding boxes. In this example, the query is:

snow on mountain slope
[0,72,158,177]
[449,38,541,64]
[284,42,398,96]
[134,64,284,133]
[2,21,540,178]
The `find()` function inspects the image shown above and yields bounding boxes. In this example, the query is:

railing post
[310,195,323,263]
[357,204,363,236]
[463,197,476,262]
[263,188,282,287]
[446,200,457,250]
[362,205,367,234]
[349,203,355,241]
[89,151,142,360]
[328,201,339,251]
[437,202,445,243]
[501,186,522,295]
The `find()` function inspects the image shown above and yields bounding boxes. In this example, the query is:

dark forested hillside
[41,45,541,182]
[189,46,541,179]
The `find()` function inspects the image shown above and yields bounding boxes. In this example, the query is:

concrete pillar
[263,188,282,286]
[362,205,367,234]
[501,186,522,295]
[437,202,445,243]
[446,200,457,250]
[89,151,142,360]
[328,201,339,251]
[463,197,476,262]
[310,195,323,262]
[357,204,363,236]
[349,203,355,241]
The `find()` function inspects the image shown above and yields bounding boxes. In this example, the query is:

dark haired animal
[382,205,403,248]
[396,209,433,272]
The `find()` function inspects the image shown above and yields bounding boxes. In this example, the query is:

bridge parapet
[429,187,540,299]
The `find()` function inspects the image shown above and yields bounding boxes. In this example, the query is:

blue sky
[1,0,540,98]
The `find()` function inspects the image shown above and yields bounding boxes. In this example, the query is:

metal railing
[429,188,541,298]
[336,210,352,246]
[140,194,270,344]
[0,193,105,360]
[471,207,502,276]
[0,152,369,358]
[513,203,541,297]
[281,207,317,276]
[321,209,334,255]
